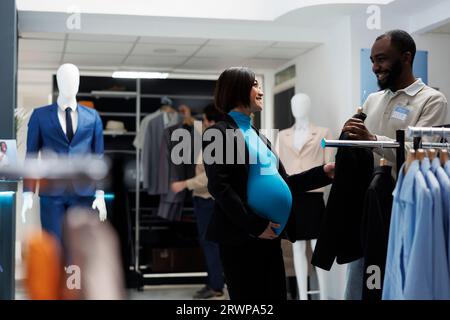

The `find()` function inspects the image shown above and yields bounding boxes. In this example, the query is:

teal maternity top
[228,111,292,235]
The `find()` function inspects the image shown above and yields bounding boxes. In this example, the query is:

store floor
[128,285,229,300]
[15,281,229,300]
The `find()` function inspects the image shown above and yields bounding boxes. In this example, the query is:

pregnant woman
[202,67,335,300]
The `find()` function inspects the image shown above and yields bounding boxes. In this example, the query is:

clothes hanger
[380,158,389,167]
[379,144,388,167]
[404,149,416,174]
[416,148,426,162]
[440,149,449,166]
[427,148,436,161]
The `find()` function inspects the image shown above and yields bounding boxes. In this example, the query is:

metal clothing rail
[322,140,400,149]
[407,126,450,138]
[421,142,450,149]
[321,130,406,176]
[406,126,450,150]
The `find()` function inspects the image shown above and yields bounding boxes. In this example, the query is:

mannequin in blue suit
[22,64,107,242]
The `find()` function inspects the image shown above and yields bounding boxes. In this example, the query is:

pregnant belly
[247,172,292,235]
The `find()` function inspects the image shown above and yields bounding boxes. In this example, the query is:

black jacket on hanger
[361,165,395,300]
[202,114,333,245]
[157,123,198,221]
[312,113,374,270]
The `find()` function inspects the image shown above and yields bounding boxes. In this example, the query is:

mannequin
[22,64,107,242]
[278,93,331,300]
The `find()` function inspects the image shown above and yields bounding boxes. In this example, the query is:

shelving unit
[54,75,216,289]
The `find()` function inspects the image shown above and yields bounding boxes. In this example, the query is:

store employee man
[343,29,448,162]
[340,29,448,300]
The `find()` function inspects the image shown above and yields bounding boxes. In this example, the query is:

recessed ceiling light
[112,71,169,79]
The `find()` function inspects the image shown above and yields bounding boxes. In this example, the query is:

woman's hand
[323,162,335,179]
[258,222,280,240]
[171,181,187,193]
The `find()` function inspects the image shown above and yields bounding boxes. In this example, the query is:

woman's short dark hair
[203,103,225,123]
[214,67,256,113]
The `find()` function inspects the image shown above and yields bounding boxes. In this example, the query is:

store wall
[415,33,450,124]
[271,17,353,136]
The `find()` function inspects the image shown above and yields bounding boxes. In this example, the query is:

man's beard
[377,59,403,91]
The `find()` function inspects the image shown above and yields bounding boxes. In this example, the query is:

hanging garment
[402,167,433,299]
[133,110,161,150]
[312,112,374,271]
[361,166,395,300]
[25,231,62,300]
[142,112,181,194]
[431,158,450,275]
[383,161,420,300]
[277,124,333,240]
[446,161,450,177]
[419,158,450,299]
[157,123,198,221]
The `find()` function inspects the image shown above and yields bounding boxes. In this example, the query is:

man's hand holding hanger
[342,118,377,141]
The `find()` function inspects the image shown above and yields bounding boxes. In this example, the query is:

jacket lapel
[50,103,70,143]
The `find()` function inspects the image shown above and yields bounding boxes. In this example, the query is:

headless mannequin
[290,93,328,300]
[21,64,107,223]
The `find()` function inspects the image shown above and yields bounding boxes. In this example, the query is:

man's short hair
[376,29,417,66]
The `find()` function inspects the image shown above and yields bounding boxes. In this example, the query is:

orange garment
[24,231,63,300]
[78,101,95,109]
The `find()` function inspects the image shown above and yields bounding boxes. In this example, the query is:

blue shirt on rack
[383,161,419,300]
[420,158,450,299]
[228,111,292,236]
[446,161,450,178]
[432,158,450,283]
[403,168,433,299]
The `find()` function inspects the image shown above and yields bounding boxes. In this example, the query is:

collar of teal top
[228,110,251,129]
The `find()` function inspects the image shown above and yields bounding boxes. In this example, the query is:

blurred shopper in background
[171,104,226,299]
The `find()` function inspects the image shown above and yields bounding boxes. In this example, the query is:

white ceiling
[16,0,395,21]
[18,32,318,74]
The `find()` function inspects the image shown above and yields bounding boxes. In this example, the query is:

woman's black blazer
[202,114,332,245]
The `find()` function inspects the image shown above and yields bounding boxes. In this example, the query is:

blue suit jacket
[24,103,104,196]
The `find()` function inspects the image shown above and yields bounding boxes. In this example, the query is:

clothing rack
[407,126,450,138]
[421,142,450,149]
[322,130,406,176]
[406,126,450,151]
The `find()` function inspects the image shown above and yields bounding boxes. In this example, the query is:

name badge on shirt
[391,105,410,121]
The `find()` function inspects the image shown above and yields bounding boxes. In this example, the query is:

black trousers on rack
[219,238,287,300]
